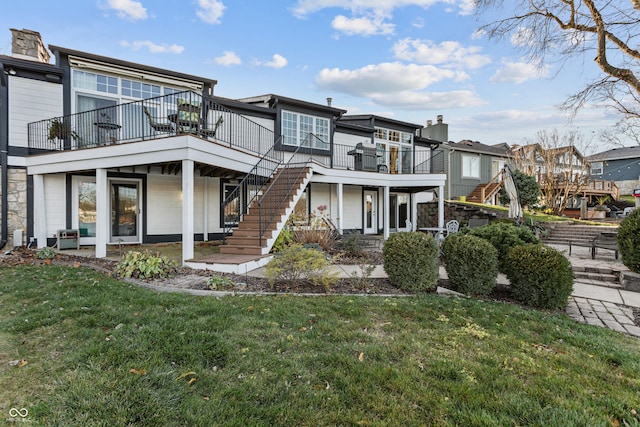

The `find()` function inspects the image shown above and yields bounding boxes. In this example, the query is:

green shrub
[341,234,363,257]
[504,244,573,309]
[618,209,640,273]
[115,250,178,279]
[271,228,292,253]
[465,222,540,272]
[35,247,57,259]
[265,244,338,291]
[206,275,235,290]
[382,232,439,292]
[441,234,498,295]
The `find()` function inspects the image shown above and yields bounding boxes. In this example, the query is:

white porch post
[438,184,445,232]
[411,193,418,231]
[95,169,108,258]
[336,183,343,235]
[182,160,195,263]
[33,174,47,248]
[203,176,209,242]
[383,186,390,240]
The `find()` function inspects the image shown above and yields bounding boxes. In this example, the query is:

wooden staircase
[466,182,502,204]
[220,166,312,256]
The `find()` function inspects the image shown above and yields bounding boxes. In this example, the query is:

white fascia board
[309,163,446,187]
[26,136,259,175]
[8,156,27,167]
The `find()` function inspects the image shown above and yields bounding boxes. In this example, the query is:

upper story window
[375,127,413,145]
[462,154,480,179]
[73,70,118,94]
[282,110,329,149]
[121,79,161,99]
[591,161,603,175]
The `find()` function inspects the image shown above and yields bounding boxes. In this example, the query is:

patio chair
[444,220,459,237]
[200,115,224,138]
[143,106,174,133]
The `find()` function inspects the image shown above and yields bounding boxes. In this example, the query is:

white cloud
[393,38,491,69]
[332,15,395,36]
[315,62,481,109]
[316,62,468,96]
[196,0,225,24]
[120,40,184,54]
[292,0,472,18]
[214,51,241,66]
[103,0,147,20]
[255,54,288,69]
[510,27,535,47]
[490,61,550,83]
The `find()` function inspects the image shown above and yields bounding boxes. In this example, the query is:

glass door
[72,177,97,246]
[390,193,410,231]
[364,190,377,234]
[110,181,140,243]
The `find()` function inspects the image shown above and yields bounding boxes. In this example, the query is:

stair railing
[221,139,284,241]
[256,133,325,241]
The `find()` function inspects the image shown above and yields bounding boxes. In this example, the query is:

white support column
[336,183,344,235]
[383,186,390,240]
[411,193,418,231]
[33,174,47,248]
[95,169,108,258]
[438,184,445,233]
[182,160,195,263]
[203,176,209,242]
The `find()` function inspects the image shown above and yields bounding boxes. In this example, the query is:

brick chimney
[10,28,50,63]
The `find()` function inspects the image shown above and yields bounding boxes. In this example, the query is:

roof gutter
[0,64,8,250]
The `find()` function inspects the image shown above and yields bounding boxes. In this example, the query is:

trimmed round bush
[504,244,574,309]
[382,232,439,292]
[617,209,640,273]
[465,222,540,272]
[441,234,498,295]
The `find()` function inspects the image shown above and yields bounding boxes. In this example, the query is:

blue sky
[1,0,619,149]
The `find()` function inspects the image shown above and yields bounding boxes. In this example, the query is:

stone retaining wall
[2,168,28,247]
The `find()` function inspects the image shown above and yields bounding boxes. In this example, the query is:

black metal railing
[27,91,275,157]
[221,141,284,241]
[256,134,323,240]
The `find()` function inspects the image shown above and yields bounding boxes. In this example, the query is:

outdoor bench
[569,232,619,260]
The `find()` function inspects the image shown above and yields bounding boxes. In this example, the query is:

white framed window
[591,161,603,175]
[462,154,480,179]
[281,110,329,148]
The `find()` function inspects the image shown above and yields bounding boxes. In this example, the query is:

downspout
[447,146,455,202]
[0,64,9,250]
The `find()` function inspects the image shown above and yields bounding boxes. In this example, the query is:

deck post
[182,160,194,263]
[95,168,108,258]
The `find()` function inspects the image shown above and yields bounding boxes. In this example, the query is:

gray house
[588,146,640,196]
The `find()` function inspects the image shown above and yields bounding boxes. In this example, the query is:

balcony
[28,91,437,175]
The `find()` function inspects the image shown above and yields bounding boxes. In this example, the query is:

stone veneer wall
[417,201,509,228]
[2,168,28,247]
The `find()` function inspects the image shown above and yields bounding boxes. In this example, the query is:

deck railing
[28,90,438,175]
[27,91,275,158]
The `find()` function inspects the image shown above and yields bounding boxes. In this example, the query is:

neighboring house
[0,28,446,271]
[512,143,619,202]
[428,126,510,203]
[588,146,640,196]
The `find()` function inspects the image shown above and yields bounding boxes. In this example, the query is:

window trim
[281,110,330,148]
[590,161,604,176]
[462,153,481,179]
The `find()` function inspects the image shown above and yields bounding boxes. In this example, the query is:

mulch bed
[0,247,513,303]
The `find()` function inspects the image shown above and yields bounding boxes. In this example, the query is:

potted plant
[48,118,71,140]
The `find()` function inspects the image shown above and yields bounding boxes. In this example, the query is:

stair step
[574,271,619,283]
[225,236,266,246]
[219,245,265,255]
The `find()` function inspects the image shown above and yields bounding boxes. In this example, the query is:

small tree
[499,169,541,208]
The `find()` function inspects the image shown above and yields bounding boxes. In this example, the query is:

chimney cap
[326,97,332,107]
[437,114,443,123]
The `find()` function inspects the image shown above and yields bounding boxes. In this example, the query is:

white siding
[334,131,368,148]
[343,186,362,229]
[44,174,66,239]
[146,173,222,235]
[147,174,183,234]
[9,77,63,149]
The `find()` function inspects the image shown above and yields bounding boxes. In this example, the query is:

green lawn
[2,265,640,426]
